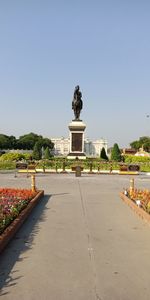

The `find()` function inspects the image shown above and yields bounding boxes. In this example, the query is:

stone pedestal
[67,121,86,159]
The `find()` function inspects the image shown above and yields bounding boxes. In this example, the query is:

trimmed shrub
[44,147,51,160]
[32,142,42,160]
[111,143,122,161]
[0,153,24,162]
[100,147,108,160]
[0,161,16,170]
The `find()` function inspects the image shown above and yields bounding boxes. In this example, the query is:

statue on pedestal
[72,85,83,120]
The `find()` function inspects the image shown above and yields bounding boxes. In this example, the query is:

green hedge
[1,155,150,172]
[0,161,16,170]
[0,152,31,162]
[123,155,150,164]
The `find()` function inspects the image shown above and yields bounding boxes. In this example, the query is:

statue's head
[75,85,80,91]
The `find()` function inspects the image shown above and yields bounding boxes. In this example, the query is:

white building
[51,137,70,156]
[51,137,107,157]
[84,138,108,157]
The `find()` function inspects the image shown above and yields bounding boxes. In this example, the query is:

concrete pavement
[0,173,150,299]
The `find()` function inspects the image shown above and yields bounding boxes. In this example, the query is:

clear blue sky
[0,0,150,148]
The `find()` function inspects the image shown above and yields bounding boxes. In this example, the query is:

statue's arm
[72,100,74,109]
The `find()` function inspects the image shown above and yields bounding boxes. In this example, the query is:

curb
[120,192,150,225]
[0,190,44,254]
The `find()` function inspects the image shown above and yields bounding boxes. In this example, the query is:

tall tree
[9,136,17,149]
[32,142,42,160]
[111,143,122,161]
[17,133,40,149]
[100,147,108,160]
[37,137,54,151]
[130,140,140,150]
[0,134,10,149]
[44,147,51,159]
[130,136,150,152]
[16,133,54,151]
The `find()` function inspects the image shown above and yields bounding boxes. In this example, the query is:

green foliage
[9,136,17,149]
[0,134,12,149]
[123,155,150,164]
[111,143,122,161]
[0,132,54,151]
[0,135,17,149]
[0,152,32,163]
[38,137,54,150]
[0,161,16,170]
[17,133,41,150]
[23,153,32,160]
[32,142,42,160]
[130,136,150,152]
[17,133,54,151]
[44,147,51,159]
[140,164,150,172]
[0,153,25,162]
[130,140,140,150]
[100,147,108,160]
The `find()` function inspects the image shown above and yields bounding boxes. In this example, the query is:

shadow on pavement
[0,194,51,297]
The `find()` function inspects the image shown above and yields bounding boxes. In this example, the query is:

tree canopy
[44,147,51,159]
[111,143,122,161]
[32,141,42,160]
[0,132,54,151]
[130,136,150,152]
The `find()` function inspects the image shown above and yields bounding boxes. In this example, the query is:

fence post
[31,174,36,192]
[129,178,134,194]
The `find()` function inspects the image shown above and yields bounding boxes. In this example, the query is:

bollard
[90,161,93,173]
[63,159,66,172]
[75,166,81,177]
[109,165,112,174]
[31,174,36,192]
[129,178,134,194]
[89,161,93,174]
[55,162,58,173]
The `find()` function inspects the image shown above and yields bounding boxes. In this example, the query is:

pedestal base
[67,120,86,160]
[67,152,86,160]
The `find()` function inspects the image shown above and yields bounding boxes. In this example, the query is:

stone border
[0,190,44,254]
[120,192,150,225]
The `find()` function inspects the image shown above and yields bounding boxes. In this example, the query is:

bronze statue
[72,85,83,120]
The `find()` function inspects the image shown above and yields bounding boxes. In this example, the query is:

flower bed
[120,189,150,225]
[0,188,38,234]
[0,188,44,253]
[127,189,150,213]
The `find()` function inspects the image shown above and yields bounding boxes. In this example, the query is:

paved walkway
[0,173,150,300]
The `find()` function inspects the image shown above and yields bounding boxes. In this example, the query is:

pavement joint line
[77,179,103,300]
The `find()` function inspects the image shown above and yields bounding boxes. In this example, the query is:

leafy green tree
[100,147,108,160]
[17,133,40,150]
[9,136,17,149]
[0,132,54,151]
[130,140,140,150]
[16,133,54,151]
[111,143,122,161]
[32,142,42,160]
[0,134,10,149]
[37,137,54,151]
[130,136,150,152]
[139,137,150,152]
[44,147,51,159]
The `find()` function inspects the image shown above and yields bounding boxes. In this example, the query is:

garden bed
[0,188,44,253]
[120,189,150,225]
